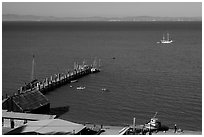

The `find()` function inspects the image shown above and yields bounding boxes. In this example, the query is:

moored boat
[71,80,78,83]
[91,57,101,73]
[144,112,161,131]
[91,68,100,73]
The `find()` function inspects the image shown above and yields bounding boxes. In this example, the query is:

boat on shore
[118,112,170,135]
[143,112,162,131]
[144,117,161,130]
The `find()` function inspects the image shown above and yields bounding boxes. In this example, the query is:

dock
[25,65,92,95]
[2,57,100,98]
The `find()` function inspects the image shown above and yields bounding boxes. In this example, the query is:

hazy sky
[2,2,202,18]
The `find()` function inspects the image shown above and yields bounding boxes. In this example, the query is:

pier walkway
[25,65,92,95]
[3,62,98,99]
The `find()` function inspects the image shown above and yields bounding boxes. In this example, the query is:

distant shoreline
[2,20,202,22]
[3,14,202,22]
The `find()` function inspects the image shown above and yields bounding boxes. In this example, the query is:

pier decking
[24,65,92,95]
[2,61,99,99]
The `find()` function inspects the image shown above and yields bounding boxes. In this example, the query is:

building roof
[2,127,14,135]
[2,110,56,121]
[7,119,85,135]
[12,90,49,111]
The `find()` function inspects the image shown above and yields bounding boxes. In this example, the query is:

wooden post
[133,117,136,134]
[50,76,53,83]
[42,82,45,89]
[36,83,39,90]
[31,54,35,82]
[38,83,41,91]
[149,123,151,135]
[20,87,23,93]
[46,78,48,86]
[58,74,60,81]
[2,118,4,126]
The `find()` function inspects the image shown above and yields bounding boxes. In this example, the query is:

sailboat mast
[99,59,101,68]
[83,59,86,66]
[31,54,35,81]
[167,33,169,41]
[93,57,97,68]
[163,34,165,40]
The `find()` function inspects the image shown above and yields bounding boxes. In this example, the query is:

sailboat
[159,33,173,44]
[91,58,100,73]
[24,55,39,90]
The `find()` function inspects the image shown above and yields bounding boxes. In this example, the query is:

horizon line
[3,13,202,18]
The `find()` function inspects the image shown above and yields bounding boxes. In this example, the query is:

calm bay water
[2,21,202,131]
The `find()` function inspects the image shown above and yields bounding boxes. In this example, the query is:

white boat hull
[160,40,173,44]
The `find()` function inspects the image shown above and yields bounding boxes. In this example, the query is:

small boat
[144,118,161,130]
[101,88,107,91]
[70,85,73,88]
[159,33,173,44]
[144,112,161,131]
[91,68,100,73]
[71,80,78,83]
[76,86,85,90]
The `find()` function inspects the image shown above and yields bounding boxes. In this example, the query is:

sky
[2,2,202,18]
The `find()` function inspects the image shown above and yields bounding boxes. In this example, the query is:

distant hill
[2,14,202,22]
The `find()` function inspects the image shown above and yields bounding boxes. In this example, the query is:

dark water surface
[2,21,202,131]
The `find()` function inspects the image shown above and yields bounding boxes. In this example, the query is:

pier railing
[2,63,97,99]
[23,65,91,94]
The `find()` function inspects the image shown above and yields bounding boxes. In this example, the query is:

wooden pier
[2,57,100,100]
[19,64,92,95]
[2,56,101,116]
